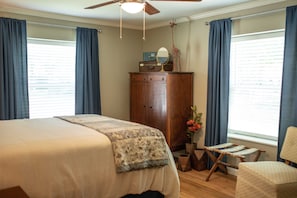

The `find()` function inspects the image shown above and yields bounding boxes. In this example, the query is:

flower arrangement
[186,105,203,143]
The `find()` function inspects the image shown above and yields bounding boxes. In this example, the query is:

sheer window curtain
[278,5,297,161]
[75,27,101,114]
[0,17,29,120]
[205,19,232,168]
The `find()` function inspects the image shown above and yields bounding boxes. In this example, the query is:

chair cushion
[239,161,297,184]
[236,161,297,198]
[280,126,297,163]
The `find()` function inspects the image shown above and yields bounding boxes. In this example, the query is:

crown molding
[0,6,142,30]
[0,0,288,30]
[189,0,286,20]
[145,0,286,29]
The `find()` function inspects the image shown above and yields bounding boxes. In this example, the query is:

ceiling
[0,0,284,29]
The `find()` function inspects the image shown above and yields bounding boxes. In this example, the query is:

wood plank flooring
[178,169,236,198]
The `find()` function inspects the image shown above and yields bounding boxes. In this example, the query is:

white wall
[0,11,142,121]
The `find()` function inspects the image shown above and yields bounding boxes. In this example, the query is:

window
[228,30,285,141]
[27,38,76,118]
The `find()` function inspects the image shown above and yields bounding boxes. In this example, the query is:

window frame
[227,29,285,145]
[27,37,76,119]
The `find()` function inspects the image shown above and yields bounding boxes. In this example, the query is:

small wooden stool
[204,143,265,181]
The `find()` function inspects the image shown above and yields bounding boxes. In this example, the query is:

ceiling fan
[85,0,202,40]
[85,0,202,15]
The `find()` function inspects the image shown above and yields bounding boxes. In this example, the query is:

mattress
[0,115,180,198]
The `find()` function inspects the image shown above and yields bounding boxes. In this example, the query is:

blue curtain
[278,5,297,160]
[0,17,29,120]
[205,19,232,168]
[75,27,101,114]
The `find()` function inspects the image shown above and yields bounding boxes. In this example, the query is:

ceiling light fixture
[121,1,145,14]
[119,0,146,40]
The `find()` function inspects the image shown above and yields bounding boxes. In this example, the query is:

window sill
[228,133,277,147]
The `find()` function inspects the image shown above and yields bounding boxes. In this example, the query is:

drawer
[130,74,147,82]
[147,74,166,82]
[130,74,166,82]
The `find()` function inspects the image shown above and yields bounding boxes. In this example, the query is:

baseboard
[227,167,238,176]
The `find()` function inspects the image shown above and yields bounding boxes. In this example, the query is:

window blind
[228,30,284,140]
[27,38,76,118]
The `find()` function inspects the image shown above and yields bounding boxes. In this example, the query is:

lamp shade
[121,2,144,14]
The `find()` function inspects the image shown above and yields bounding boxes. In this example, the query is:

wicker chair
[235,126,297,198]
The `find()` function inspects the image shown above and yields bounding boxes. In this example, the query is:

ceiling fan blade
[145,2,160,15]
[85,0,120,9]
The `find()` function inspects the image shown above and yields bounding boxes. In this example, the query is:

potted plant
[185,105,202,154]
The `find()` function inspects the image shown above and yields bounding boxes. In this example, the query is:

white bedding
[0,117,180,198]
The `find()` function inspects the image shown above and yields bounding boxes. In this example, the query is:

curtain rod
[205,8,285,25]
[27,21,102,33]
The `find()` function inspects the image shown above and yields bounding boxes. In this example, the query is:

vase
[185,142,196,155]
[177,154,192,172]
[190,149,207,171]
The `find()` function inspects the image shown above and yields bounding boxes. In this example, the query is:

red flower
[186,105,203,143]
[194,123,201,130]
[186,119,195,125]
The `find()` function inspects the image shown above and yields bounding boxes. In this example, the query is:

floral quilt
[57,114,168,173]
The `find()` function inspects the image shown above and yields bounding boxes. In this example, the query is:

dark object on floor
[122,190,164,198]
[0,186,30,198]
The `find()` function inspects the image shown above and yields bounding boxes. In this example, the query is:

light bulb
[121,2,144,14]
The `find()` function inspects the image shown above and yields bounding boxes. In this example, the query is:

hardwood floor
[178,169,236,198]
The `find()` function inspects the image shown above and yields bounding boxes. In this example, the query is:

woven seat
[235,126,297,198]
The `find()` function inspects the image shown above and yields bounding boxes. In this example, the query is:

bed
[0,114,180,198]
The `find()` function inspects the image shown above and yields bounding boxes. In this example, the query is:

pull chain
[120,4,123,39]
[143,6,145,40]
